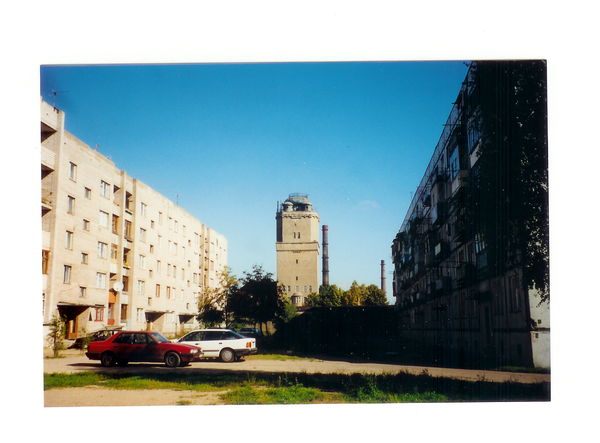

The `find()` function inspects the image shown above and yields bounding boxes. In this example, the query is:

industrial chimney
[322,225,329,286]
[381,260,386,295]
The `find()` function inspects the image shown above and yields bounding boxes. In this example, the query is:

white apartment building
[41,98,227,342]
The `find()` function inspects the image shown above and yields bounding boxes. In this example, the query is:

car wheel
[100,352,117,367]
[220,348,235,363]
[164,352,181,368]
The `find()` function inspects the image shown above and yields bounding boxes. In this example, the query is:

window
[183,225,186,236]
[140,202,147,216]
[122,276,129,292]
[98,242,108,259]
[149,244,154,253]
[67,196,75,214]
[159,212,163,224]
[85,187,92,199]
[167,264,172,276]
[137,280,145,294]
[95,307,104,321]
[157,235,162,248]
[509,275,522,311]
[195,232,199,244]
[174,220,178,232]
[139,254,146,269]
[136,308,144,322]
[124,220,132,239]
[149,269,153,278]
[69,162,77,181]
[83,219,90,231]
[156,284,161,297]
[63,265,72,283]
[79,286,86,298]
[157,260,161,274]
[151,220,155,229]
[100,180,110,198]
[110,244,118,260]
[96,272,106,289]
[65,231,73,249]
[81,252,88,264]
[468,117,481,152]
[42,250,49,274]
[140,228,146,242]
[166,286,171,299]
[180,289,184,300]
[112,215,119,234]
[448,145,459,179]
[99,211,109,228]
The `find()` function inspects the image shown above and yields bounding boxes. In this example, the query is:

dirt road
[44,349,550,407]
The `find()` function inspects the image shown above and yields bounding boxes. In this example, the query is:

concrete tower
[276,193,320,306]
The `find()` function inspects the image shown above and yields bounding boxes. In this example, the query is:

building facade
[41,98,227,342]
[276,194,320,306]
[391,62,549,368]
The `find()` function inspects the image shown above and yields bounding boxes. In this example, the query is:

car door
[111,332,136,362]
[179,331,209,356]
[132,332,158,362]
[202,331,227,357]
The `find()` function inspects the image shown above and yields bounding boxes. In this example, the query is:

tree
[305,284,343,307]
[197,266,238,327]
[470,61,549,303]
[362,284,388,306]
[342,281,365,306]
[228,265,286,334]
[47,313,66,357]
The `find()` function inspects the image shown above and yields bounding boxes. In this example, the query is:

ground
[43,348,550,407]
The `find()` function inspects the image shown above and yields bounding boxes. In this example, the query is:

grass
[44,369,550,404]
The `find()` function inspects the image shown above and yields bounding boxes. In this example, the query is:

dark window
[114,333,134,344]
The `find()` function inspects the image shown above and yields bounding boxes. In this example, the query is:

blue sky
[41,61,469,301]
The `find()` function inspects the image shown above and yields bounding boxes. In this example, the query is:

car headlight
[189,348,199,354]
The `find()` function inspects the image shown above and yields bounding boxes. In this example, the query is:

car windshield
[149,332,170,343]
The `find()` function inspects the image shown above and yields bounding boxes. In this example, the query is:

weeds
[44,369,550,404]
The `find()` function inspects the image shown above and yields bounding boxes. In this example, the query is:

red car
[86,331,203,368]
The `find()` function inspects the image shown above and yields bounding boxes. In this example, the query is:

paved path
[44,349,550,384]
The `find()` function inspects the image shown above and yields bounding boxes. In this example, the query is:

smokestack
[381,260,386,294]
[322,225,329,286]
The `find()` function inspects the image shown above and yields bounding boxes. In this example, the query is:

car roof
[188,328,234,332]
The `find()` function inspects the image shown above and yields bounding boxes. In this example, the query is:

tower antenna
[52,90,69,108]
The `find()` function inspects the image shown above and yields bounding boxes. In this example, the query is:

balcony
[434,276,451,298]
[456,263,476,285]
[41,189,53,214]
[434,241,449,260]
[451,170,466,195]
[431,202,447,225]
[41,146,56,171]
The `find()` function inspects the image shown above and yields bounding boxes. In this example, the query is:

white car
[174,329,257,362]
